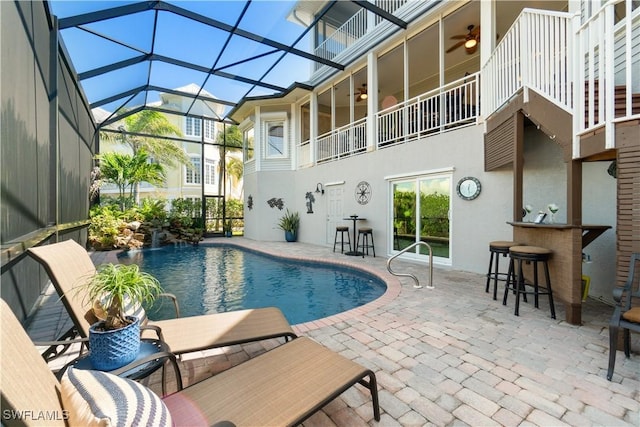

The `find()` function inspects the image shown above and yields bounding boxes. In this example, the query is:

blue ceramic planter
[89,316,140,371]
[285,231,297,242]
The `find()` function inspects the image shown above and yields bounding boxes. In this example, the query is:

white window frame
[240,119,255,163]
[185,117,202,138]
[203,119,215,142]
[262,112,288,159]
[185,155,201,185]
[204,158,216,186]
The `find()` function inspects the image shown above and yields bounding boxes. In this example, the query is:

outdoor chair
[1,299,380,426]
[28,240,296,359]
[607,252,640,380]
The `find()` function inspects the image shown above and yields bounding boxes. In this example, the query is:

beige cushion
[622,307,640,323]
[60,367,172,427]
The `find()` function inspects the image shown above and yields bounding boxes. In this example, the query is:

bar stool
[357,227,375,258]
[503,245,556,319]
[485,241,521,300]
[333,226,351,253]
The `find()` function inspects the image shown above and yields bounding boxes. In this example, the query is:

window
[243,127,254,162]
[265,121,285,158]
[185,117,201,137]
[185,156,201,184]
[204,119,215,142]
[204,159,216,186]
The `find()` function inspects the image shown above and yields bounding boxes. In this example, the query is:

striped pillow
[60,367,172,427]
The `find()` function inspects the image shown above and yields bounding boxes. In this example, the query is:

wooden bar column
[513,112,524,221]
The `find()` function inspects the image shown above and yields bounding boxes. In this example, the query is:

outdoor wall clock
[456,176,481,200]
[355,181,372,205]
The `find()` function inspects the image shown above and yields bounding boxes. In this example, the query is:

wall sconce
[315,183,324,195]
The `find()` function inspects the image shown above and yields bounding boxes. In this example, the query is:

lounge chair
[1,299,381,426]
[28,240,296,357]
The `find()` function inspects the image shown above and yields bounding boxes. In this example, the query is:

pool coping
[103,238,403,335]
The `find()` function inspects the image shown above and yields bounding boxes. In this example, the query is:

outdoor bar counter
[508,222,611,325]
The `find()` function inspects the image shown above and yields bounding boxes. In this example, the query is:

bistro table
[343,215,366,256]
[57,338,182,395]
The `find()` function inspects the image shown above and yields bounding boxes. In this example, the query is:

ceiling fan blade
[470,25,480,36]
[450,35,466,40]
[446,40,465,53]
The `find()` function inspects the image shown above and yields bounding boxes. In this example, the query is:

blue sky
[49,1,315,117]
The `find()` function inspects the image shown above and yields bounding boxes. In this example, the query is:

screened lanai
[1,0,410,317]
[49,0,412,126]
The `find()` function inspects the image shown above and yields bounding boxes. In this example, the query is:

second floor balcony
[297,73,481,167]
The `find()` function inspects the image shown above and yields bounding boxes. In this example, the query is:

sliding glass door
[391,173,451,262]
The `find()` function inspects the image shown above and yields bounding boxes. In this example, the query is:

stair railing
[386,241,433,289]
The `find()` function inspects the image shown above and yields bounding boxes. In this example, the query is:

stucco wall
[245,125,516,275]
[522,126,616,302]
[245,121,617,287]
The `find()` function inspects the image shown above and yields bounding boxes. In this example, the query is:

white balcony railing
[313,0,410,70]
[316,118,367,163]
[482,8,574,118]
[314,9,368,70]
[376,72,480,148]
[574,0,640,150]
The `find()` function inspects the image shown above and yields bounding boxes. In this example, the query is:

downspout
[50,16,60,240]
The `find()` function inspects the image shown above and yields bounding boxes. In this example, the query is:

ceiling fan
[350,84,368,102]
[447,25,480,54]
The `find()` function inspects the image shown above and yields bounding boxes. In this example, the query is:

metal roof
[48,0,406,127]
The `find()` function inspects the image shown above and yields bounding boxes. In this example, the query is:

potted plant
[224,219,233,237]
[278,209,300,242]
[84,263,163,370]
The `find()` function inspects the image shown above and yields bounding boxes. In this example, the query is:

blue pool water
[119,244,386,324]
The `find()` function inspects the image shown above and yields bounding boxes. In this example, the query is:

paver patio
[26,238,639,426]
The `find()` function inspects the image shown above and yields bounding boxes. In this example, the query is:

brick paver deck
[26,238,639,426]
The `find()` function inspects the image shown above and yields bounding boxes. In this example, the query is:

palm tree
[103,110,188,204]
[99,151,165,210]
[216,124,243,198]
[226,156,244,197]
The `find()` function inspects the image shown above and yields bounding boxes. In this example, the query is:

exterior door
[326,185,345,245]
[391,173,451,262]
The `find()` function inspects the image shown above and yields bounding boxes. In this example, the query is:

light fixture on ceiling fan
[351,84,368,102]
[447,25,480,54]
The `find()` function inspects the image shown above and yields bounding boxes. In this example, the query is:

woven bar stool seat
[333,226,351,253]
[503,245,556,319]
[357,227,375,258]
[485,241,521,300]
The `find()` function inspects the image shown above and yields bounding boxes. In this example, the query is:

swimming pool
[119,244,387,325]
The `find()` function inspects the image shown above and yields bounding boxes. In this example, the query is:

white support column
[366,51,378,151]
[480,0,496,69]
[255,106,262,172]
[290,103,297,170]
[604,2,614,150]
[310,92,318,164]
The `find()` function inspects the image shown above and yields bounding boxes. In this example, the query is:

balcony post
[366,51,377,151]
[310,92,318,164]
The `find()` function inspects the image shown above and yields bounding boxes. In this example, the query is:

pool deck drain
[27,237,640,426]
